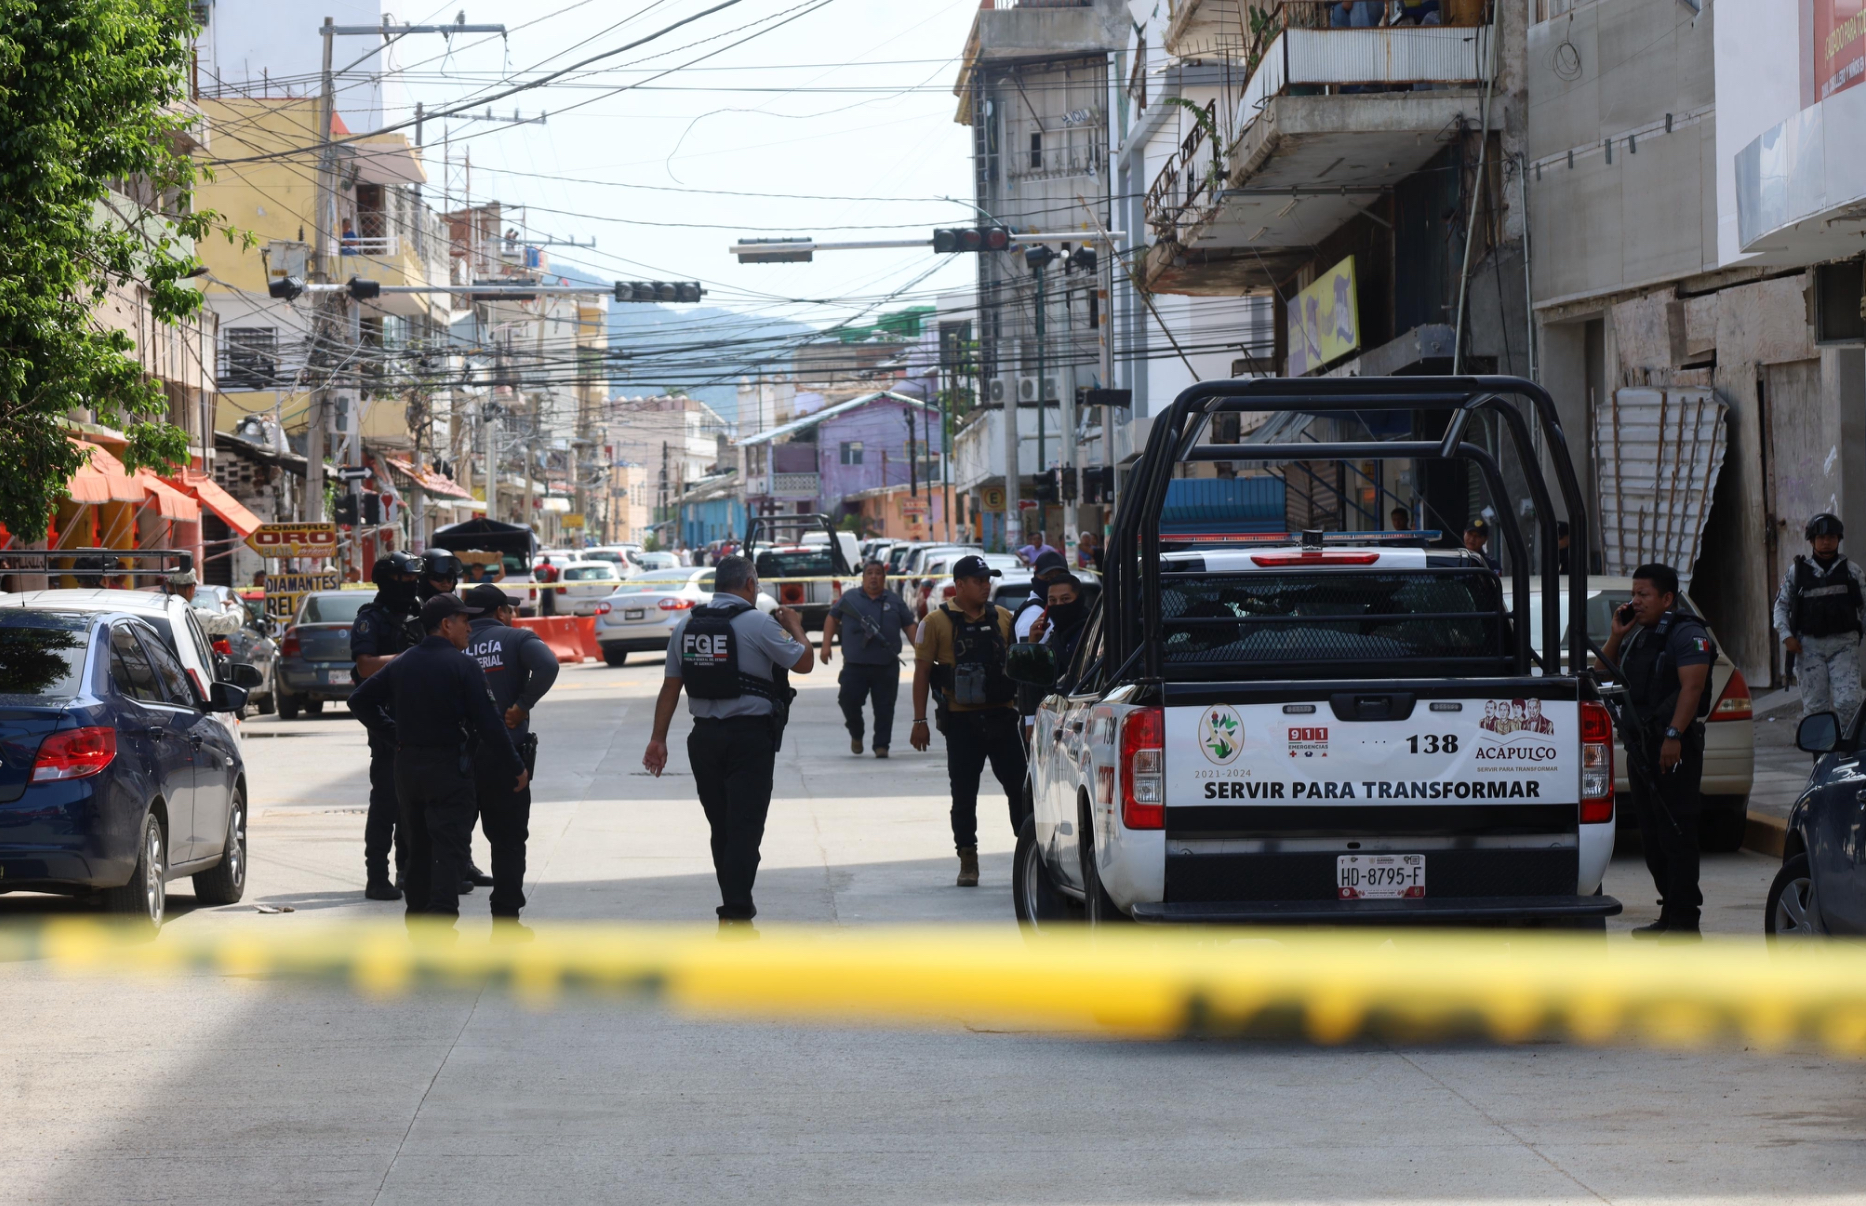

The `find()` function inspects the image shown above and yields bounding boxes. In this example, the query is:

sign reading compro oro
[262,570,340,621]
[247,523,339,558]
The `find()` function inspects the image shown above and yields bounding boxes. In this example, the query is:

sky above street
[366,0,987,333]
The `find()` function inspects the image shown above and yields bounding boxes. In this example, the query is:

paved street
[2,656,1864,1205]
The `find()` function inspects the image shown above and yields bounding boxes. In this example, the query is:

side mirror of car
[1004,641,1056,687]
[1798,711,1841,754]
[228,661,264,689]
[205,681,250,714]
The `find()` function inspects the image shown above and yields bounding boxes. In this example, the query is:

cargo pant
[1798,632,1863,728]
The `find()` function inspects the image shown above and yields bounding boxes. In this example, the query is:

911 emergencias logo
[1199,704,1243,765]
[1288,726,1329,758]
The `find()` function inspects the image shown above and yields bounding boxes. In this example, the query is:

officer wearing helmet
[1773,512,1866,725]
[351,550,425,899]
[418,550,464,602]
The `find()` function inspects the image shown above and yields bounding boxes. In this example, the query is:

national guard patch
[355,616,373,636]
[1692,636,1710,653]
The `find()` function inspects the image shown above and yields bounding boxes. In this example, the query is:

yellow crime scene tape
[520,574,948,592]
[10,921,1866,1054]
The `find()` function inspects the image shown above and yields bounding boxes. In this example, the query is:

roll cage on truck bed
[1014,376,1623,927]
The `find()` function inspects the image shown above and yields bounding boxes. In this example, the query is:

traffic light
[360,493,382,525]
[346,276,381,300]
[267,275,305,301]
[932,226,1012,254]
[332,494,359,525]
[614,281,704,304]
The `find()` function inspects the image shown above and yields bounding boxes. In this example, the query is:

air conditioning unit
[1016,376,1061,404]
[988,377,1011,405]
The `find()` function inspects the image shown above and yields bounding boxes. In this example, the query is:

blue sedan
[0,608,249,927]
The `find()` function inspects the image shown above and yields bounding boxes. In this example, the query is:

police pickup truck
[1010,376,1623,928]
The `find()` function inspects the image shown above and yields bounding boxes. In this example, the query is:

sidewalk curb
[1744,812,1787,859]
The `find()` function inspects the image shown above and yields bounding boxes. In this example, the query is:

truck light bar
[1160,530,1445,546]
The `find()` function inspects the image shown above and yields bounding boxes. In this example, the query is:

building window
[840,440,864,465]
[1029,132,1043,171]
[220,327,278,390]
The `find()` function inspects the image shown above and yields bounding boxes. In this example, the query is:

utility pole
[302,16,337,524]
[303,15,506,526]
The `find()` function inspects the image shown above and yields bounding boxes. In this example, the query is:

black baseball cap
[419,593,480,627]
[462,583,522,612]
[951,554,1002,580]
[1032,549,1068,575]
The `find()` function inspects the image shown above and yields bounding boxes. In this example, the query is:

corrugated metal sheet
[1593,388,1727,588]
[1160,476,1287,533]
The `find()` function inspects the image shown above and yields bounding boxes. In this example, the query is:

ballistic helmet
[420,550,464,583]
[1807,512,1845,541]
[372,550,422,584]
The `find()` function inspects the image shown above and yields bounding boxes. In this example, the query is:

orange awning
[67,440,146,504]
[169,471,260,536]
[134,470,201,522]
[381,455,475,500]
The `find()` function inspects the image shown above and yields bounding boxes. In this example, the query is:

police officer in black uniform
[641,555,813,926]
[1600,562,1714,938]
[351,550,424,899]
[347,593,527,924]
[461,583,560,919]
[409,549,497,891]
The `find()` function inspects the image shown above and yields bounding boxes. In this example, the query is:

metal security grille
[1159,569,1509,676]
[219,327,278,390]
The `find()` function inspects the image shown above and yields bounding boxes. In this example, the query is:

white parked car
[592,568,774,666]
[916,551,1025,618]
[553,560,628,616]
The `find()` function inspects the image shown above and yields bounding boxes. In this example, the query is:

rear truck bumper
[279,663,354,700]
[1130,894,1623,924]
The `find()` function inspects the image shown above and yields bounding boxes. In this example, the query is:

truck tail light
[1580,701,1613,824]
[1119,706,1165,829]
[211,637,232,655]
[280,631,300,658]
[941,585,957,599]
[658,598,695,611]
[31,726,117,782]
[781,583,805,605]
[1709,667,1752,721]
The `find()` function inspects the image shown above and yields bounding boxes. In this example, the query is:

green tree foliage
[0,0,236,540]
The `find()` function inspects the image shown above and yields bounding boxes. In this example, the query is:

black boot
[365,879,402,901]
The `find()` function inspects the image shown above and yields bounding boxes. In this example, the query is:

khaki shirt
[915,604,1015,712]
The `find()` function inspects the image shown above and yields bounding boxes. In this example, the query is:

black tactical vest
[1790,556,1864,638]
[1623,610,1715,727]
[679,604,775,701]
[943,603,1017,707]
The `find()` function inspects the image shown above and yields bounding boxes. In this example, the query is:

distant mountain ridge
[554,262,817,427]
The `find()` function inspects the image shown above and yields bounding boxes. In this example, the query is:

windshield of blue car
[0,612,91,701]
[298,593,371,624]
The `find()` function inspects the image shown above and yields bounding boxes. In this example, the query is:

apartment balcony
[745,472,821,501]
[1143,23,1492,295]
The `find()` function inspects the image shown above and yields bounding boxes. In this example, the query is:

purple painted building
[738,390,943,524]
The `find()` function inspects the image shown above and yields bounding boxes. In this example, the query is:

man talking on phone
[1598,563,1714,938]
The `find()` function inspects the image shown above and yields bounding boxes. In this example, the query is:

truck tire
[1699,795,1749,853]
[100,812,166,930]
[1077,799,1132,925]
[1013,814,1076,928]
[192,788,247,905]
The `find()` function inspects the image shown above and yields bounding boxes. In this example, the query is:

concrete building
[1526,0,1866,687]
[736,392,940,531]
